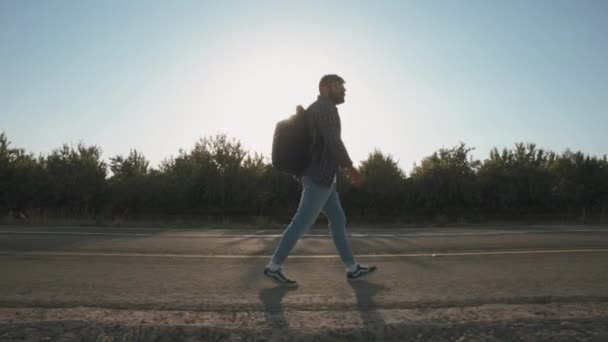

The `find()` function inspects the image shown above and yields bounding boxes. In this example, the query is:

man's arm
[315,102,353,168]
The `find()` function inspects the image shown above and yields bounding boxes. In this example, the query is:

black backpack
[271,105,312,176]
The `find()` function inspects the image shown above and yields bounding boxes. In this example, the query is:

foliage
[2,131,607,222]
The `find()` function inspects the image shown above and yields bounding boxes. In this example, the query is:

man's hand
[346,166,364,188]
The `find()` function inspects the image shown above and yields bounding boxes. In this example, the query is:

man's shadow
[258,279,388,334]
[348,280,388,334]
[259,285,299,329]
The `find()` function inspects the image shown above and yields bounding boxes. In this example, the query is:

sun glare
[151,33,355,158]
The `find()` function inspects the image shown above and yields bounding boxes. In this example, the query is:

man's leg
[323,183,377,279]
[268,176,332,267]
[322,184,356,268]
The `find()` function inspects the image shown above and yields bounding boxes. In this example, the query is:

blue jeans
[270,175,356,268]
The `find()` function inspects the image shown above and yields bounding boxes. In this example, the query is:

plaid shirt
[301,95,353,187]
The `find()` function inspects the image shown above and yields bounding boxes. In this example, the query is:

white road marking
[0,229,604,238]
[0,248,607,259]
[0,231,151,237]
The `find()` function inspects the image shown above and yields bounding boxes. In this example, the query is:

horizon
[3,130,607,176]
[2,1,607,173]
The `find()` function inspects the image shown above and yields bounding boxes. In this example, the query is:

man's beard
[329,92,345,105]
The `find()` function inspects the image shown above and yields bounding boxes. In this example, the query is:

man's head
[319,74,346,105]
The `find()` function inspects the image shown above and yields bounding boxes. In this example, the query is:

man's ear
[319,84,328,95]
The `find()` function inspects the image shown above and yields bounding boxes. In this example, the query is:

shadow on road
[259,285,298,329]
[348,279,389,334]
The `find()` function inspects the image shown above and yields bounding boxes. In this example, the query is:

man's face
[328,82,346,105]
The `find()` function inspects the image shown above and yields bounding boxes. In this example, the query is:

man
[264,74,377,285]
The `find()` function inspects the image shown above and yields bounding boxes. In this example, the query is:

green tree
[410,143,480,216]
[44,143,107,214]
[478,143,553,215]
[0,133,44,216]
[108,150,152,215]
[344,149,407,217]
[549,150,608,220]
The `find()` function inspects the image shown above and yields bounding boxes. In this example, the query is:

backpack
[271,105,312,176]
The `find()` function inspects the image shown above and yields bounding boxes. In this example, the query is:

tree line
[1,131,607,223]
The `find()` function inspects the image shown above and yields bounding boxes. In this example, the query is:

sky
[1,0,607,174]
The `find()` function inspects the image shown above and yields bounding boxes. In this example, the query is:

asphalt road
[1,224,607,341]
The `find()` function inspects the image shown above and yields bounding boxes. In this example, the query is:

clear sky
[2,0,607,174]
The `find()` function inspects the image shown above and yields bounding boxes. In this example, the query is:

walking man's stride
[264,74,377,286]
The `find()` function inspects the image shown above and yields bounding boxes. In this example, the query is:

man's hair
[319,74,345,93]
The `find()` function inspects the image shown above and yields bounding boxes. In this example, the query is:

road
[1,224,607,341]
